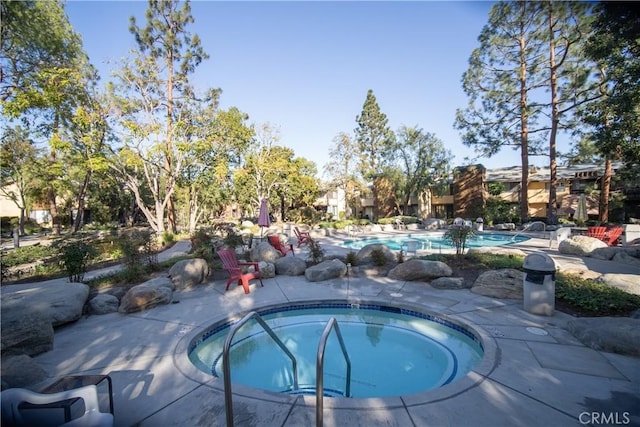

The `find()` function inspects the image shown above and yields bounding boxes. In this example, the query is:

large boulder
[1,282,89,327]
[599,274,640,296]
[305,259,347,282]
[275,256,307,276]
[471,269,524,299]
[590,246,640,262]
[168,258,209,289]
[1,309,53,356]
[388,259,452,281]
[423,218,447,230]
[566,317,640,356]
[558,235,607,256]
[356,244,396,265]
[250,242,281,263]
[258,261,276,279]
[88,294,120,315]
[1,354,47,389]
[118,277,173,313]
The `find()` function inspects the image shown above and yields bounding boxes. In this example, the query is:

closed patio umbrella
[258,198,270,240]
[575,193,588,225]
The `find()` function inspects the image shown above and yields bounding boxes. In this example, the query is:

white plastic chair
[549,228,572,248]
[1,385,114,427]
[401,240,419,258]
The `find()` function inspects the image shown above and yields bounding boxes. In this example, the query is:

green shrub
[345,251,358,266]
[370,248,387,266]
[555,273,640,316]
[162,231,175,245]
[59,240,97,282]
[443,225,475,256]
[306,239,324,265]
[118,229,157,275]
[2,244,56,267]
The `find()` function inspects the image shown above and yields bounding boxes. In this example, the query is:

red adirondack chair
[293,226,312,248]
[267,235,295,257]
[587,226,607,241]
[217,248,263,294]
[603,226,623,246]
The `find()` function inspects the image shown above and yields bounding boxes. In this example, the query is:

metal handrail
[512,220,546,240]
[316,317,352,427]
[222,311,299,427]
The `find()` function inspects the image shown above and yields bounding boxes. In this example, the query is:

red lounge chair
[587,226,607,241]
[218,248,263,294]
[294,226,312,247]
[603,226,623,246]
[268,235,295,257]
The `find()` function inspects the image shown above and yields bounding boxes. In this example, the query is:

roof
[485,163,623,183]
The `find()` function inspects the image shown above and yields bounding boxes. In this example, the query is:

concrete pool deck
[19,232,640,426]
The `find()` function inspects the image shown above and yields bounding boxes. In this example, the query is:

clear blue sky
[65,1,550,177]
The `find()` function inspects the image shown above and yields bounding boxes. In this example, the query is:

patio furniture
[218,248,263,294]
[603,226,623,246]
[587,225,623,246]
[268,235,295,257]
[1,383,114,426]
[401,240,419,258]
[549,227,572,248]
[294,226,312,247]
[395,218,406,230]
[587,226,607,240]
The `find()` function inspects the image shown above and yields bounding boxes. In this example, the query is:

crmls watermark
[579,412,631,425]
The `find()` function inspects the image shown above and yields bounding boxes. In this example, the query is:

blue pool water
[189,303,484,398]
[343,232,530,251]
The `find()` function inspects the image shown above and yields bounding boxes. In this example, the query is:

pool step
[284,385,346,398]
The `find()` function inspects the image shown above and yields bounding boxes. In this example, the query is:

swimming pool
[188,302,484,398]
[343,232,529,251]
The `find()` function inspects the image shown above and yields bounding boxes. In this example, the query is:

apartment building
[322,162,638,223]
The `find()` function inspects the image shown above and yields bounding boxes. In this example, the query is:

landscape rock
[388,259,452,281]
[590,246,640,261]
[471,269,524,299]
[566,317,640,356]
[118,277,174,313]
[423,218,447,230]
[250,242,281,263]
[0,309,53,356]
[468,247,527,257]
[88,294,120,315]
[599,273,640,296]
[1,282,89,327]
[611,251,640,267]
[168,258,210,289]
[493,223,516,231]
[356,244,396,265]
[258,261,276,279]
[275,256,307,276]
[305,259,347,282]
[1,354,47,389]
[558,235,608,256]
[430,276,467,289]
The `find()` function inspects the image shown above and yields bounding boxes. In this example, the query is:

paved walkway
[9,233,640,426]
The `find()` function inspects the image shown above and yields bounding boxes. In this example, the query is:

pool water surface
[189,303,484,398]
[343,232,529,251]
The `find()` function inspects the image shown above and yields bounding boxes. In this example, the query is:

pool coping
[174,296,498,411]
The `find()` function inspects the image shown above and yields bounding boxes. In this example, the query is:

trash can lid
[523,253,556,273]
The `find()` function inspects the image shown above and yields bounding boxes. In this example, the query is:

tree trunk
[72,171,92,232]
[547,4,559,225]
[518,25,530,224]
[599,156,611,222]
